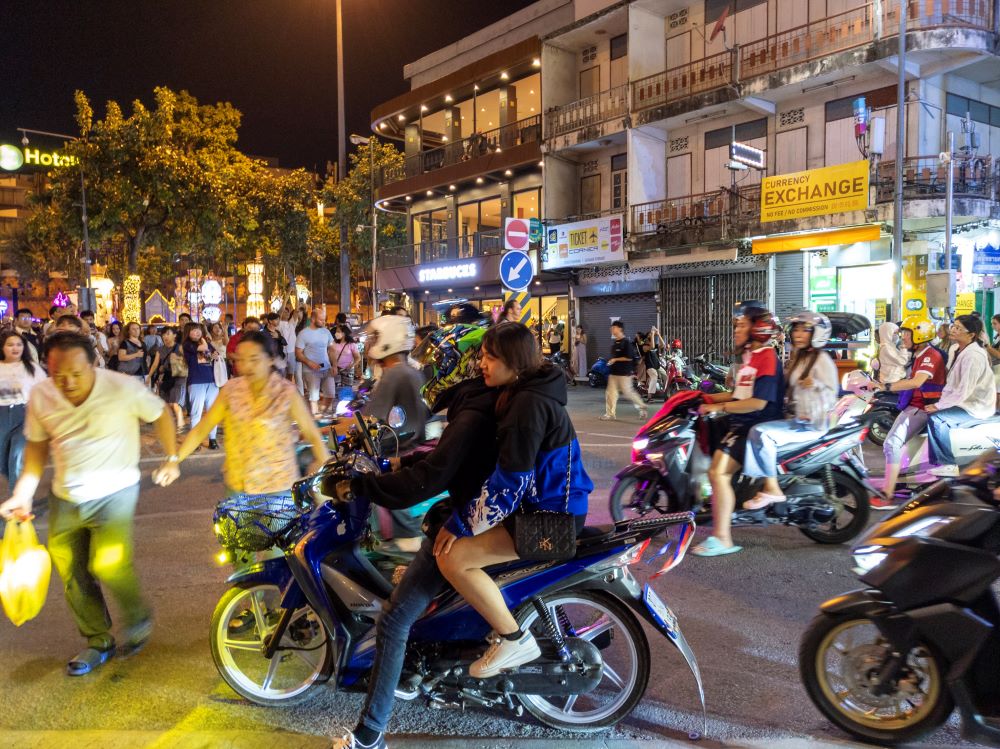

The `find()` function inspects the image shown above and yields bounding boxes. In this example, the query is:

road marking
[579,443,632,448]
[578,432,635,440]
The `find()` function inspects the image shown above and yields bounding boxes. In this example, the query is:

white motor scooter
[833,370,1000,496]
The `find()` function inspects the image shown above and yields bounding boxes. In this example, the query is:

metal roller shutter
[773,251,805,323]
[579,293,658,366]
[661,270,768,358]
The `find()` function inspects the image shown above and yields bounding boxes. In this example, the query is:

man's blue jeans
[928,406,977,465]
[360,536,445,734]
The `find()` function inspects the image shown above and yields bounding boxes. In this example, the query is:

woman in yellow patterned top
[169,331,330,494]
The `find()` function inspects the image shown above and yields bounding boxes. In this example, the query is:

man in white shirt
[0,331,180,676]
[277,307,297,382]
[295,307,336,415]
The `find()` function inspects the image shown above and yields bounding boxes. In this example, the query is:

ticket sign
[543,214,624,270]
[760,160,869,223]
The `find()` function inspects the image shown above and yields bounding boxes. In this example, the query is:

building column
[446,194,459,258]
[443,106,463,165]
[404,123,421,178]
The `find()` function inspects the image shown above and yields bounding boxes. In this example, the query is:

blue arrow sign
[500,250,534,292]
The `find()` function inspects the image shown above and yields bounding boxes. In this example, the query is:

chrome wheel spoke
[603,663,626,689]
[223,638,262,652]
[250,592,269,636]
[261,652,281,691]
[578,616,613,642]
[563,694,578,713]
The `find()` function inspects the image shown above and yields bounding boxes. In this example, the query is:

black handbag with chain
[512,444,577,561]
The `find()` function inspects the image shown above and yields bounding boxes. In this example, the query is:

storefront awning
[751,225,882,255]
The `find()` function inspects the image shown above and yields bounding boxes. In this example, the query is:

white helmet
[365,315,414,360]
[786,309,832,349]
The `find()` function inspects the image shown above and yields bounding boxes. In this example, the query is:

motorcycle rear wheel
[516,591,650,732]
[797,471,870,545]
[867,410,895,447]
[800,613,952,745]
[210,582,334,706]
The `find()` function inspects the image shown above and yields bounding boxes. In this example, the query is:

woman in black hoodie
[435,322,593,682]
[332,371,499,749]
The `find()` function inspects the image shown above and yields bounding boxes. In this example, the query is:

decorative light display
[52,291,71,308]
[92,273,116,326]
[187,269,203,321]
[201,278,223,323]
[269,281,283,313]
[246,259,265,318]
[123,275,142,323]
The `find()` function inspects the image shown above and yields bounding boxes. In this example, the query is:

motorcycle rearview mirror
[387,406,406,430]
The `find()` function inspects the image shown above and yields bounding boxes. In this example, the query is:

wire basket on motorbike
[213,493,312,553]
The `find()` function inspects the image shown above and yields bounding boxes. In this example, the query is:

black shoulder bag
[512,446,578,561]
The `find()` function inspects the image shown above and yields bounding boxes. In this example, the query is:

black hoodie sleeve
[350,409,483,510]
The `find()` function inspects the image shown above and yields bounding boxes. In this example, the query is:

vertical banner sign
[760,160,870,223]
[902,255,928,314]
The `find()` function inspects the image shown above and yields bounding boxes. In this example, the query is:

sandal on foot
[744,492,785,511]
[67,646,114,676]
[691,536,742,557]
[119,619,153,658]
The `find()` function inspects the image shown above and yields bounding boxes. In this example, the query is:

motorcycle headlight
[852,545,888,574]
[633,438,650,451]
[892,516,954,539]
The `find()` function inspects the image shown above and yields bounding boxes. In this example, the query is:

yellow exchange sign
[760,160,869,223]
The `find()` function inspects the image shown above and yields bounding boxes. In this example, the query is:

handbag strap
[564,439,573,513]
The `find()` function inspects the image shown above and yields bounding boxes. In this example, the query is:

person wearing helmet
[692,301,785,556]
[870,314,946,508]
[874,322,908,385]
[330,332,500,749]
[742,310,838,509]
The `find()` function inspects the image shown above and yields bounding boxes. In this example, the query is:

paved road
[0,387,978,748]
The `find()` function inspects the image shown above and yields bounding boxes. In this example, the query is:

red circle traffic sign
[504,218,529,250]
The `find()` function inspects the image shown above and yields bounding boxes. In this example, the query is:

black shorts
[716,424,751,462]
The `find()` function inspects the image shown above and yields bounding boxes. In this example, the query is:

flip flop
[691,536,742,557]
[67,646,114,676]
[744,492,785,511]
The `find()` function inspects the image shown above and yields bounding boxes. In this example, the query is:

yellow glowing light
[123,275,142,324]
[216,550,229,565]
[246,260,265,318]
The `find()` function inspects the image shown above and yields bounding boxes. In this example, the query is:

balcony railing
[739,5,875,80]
[546,83,629,138]
[376,116,542,189]
[377,229,508,270]
[632,50,734,113]
[631,186,762,237]
[875,154,996,202]
[883,0,993,33]
[631,1,993,115]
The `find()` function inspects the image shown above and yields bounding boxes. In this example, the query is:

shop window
[825,86,897,122]
[513,188,541,220]
[479,198,501,232]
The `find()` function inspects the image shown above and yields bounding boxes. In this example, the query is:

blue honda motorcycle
[209,413,706,732]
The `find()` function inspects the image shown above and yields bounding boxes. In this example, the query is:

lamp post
[892,6,907,320]
[17,127,93,304]
[335,0,350,317]
[350,134,377,317]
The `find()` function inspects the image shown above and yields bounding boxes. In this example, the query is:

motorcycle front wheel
[800,613,952,745]
[609,474,674,522]
[516,591,650,732]
[210,582,334,706]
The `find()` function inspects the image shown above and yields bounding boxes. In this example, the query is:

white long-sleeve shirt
[876,322,908,383]
[936,343,996,420]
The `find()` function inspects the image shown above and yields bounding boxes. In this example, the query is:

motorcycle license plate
[643,584,678,636]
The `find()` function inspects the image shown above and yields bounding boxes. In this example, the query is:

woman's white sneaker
[469,632,541,678]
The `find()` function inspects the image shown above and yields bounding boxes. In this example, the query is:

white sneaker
[469,631,541,678]
[929,465,959,478]
[330,729,387,749]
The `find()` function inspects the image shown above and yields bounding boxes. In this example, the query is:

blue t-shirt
[295,326,334,370]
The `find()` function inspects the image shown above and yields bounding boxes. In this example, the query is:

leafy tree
[321,139,405,305]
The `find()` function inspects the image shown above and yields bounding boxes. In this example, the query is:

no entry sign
[504,218,529,250]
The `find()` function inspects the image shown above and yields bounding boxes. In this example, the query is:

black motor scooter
[800,450,1000,746]
[609,390,877,544]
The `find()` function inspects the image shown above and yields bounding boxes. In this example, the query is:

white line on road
[578,432,637,440]
[578,443,632,448]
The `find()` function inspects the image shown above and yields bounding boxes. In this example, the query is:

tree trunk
[127,228,145,273]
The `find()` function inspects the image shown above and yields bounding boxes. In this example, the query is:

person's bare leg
[707,452,742,548]
[760,477,782,496]
[882,463,901,500]
[437,526,520,634]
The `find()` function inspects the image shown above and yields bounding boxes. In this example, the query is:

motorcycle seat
[774,438,822,460]
[964,414,1000,427]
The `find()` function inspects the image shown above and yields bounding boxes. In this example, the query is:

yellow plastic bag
[0,519,52,626]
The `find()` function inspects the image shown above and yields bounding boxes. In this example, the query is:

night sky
[2,0,539,173]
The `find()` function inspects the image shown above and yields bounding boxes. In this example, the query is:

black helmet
[445,302,482,325]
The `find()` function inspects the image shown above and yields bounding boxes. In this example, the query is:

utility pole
[336,0,350,316]
[892,5,907,320]
[944,130,955,311]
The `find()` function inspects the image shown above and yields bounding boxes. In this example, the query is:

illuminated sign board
[418,262,477,284]
[730,141,765,170]
[0,143,78,172]
[543,214,624,270]
[760,160,869,223]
